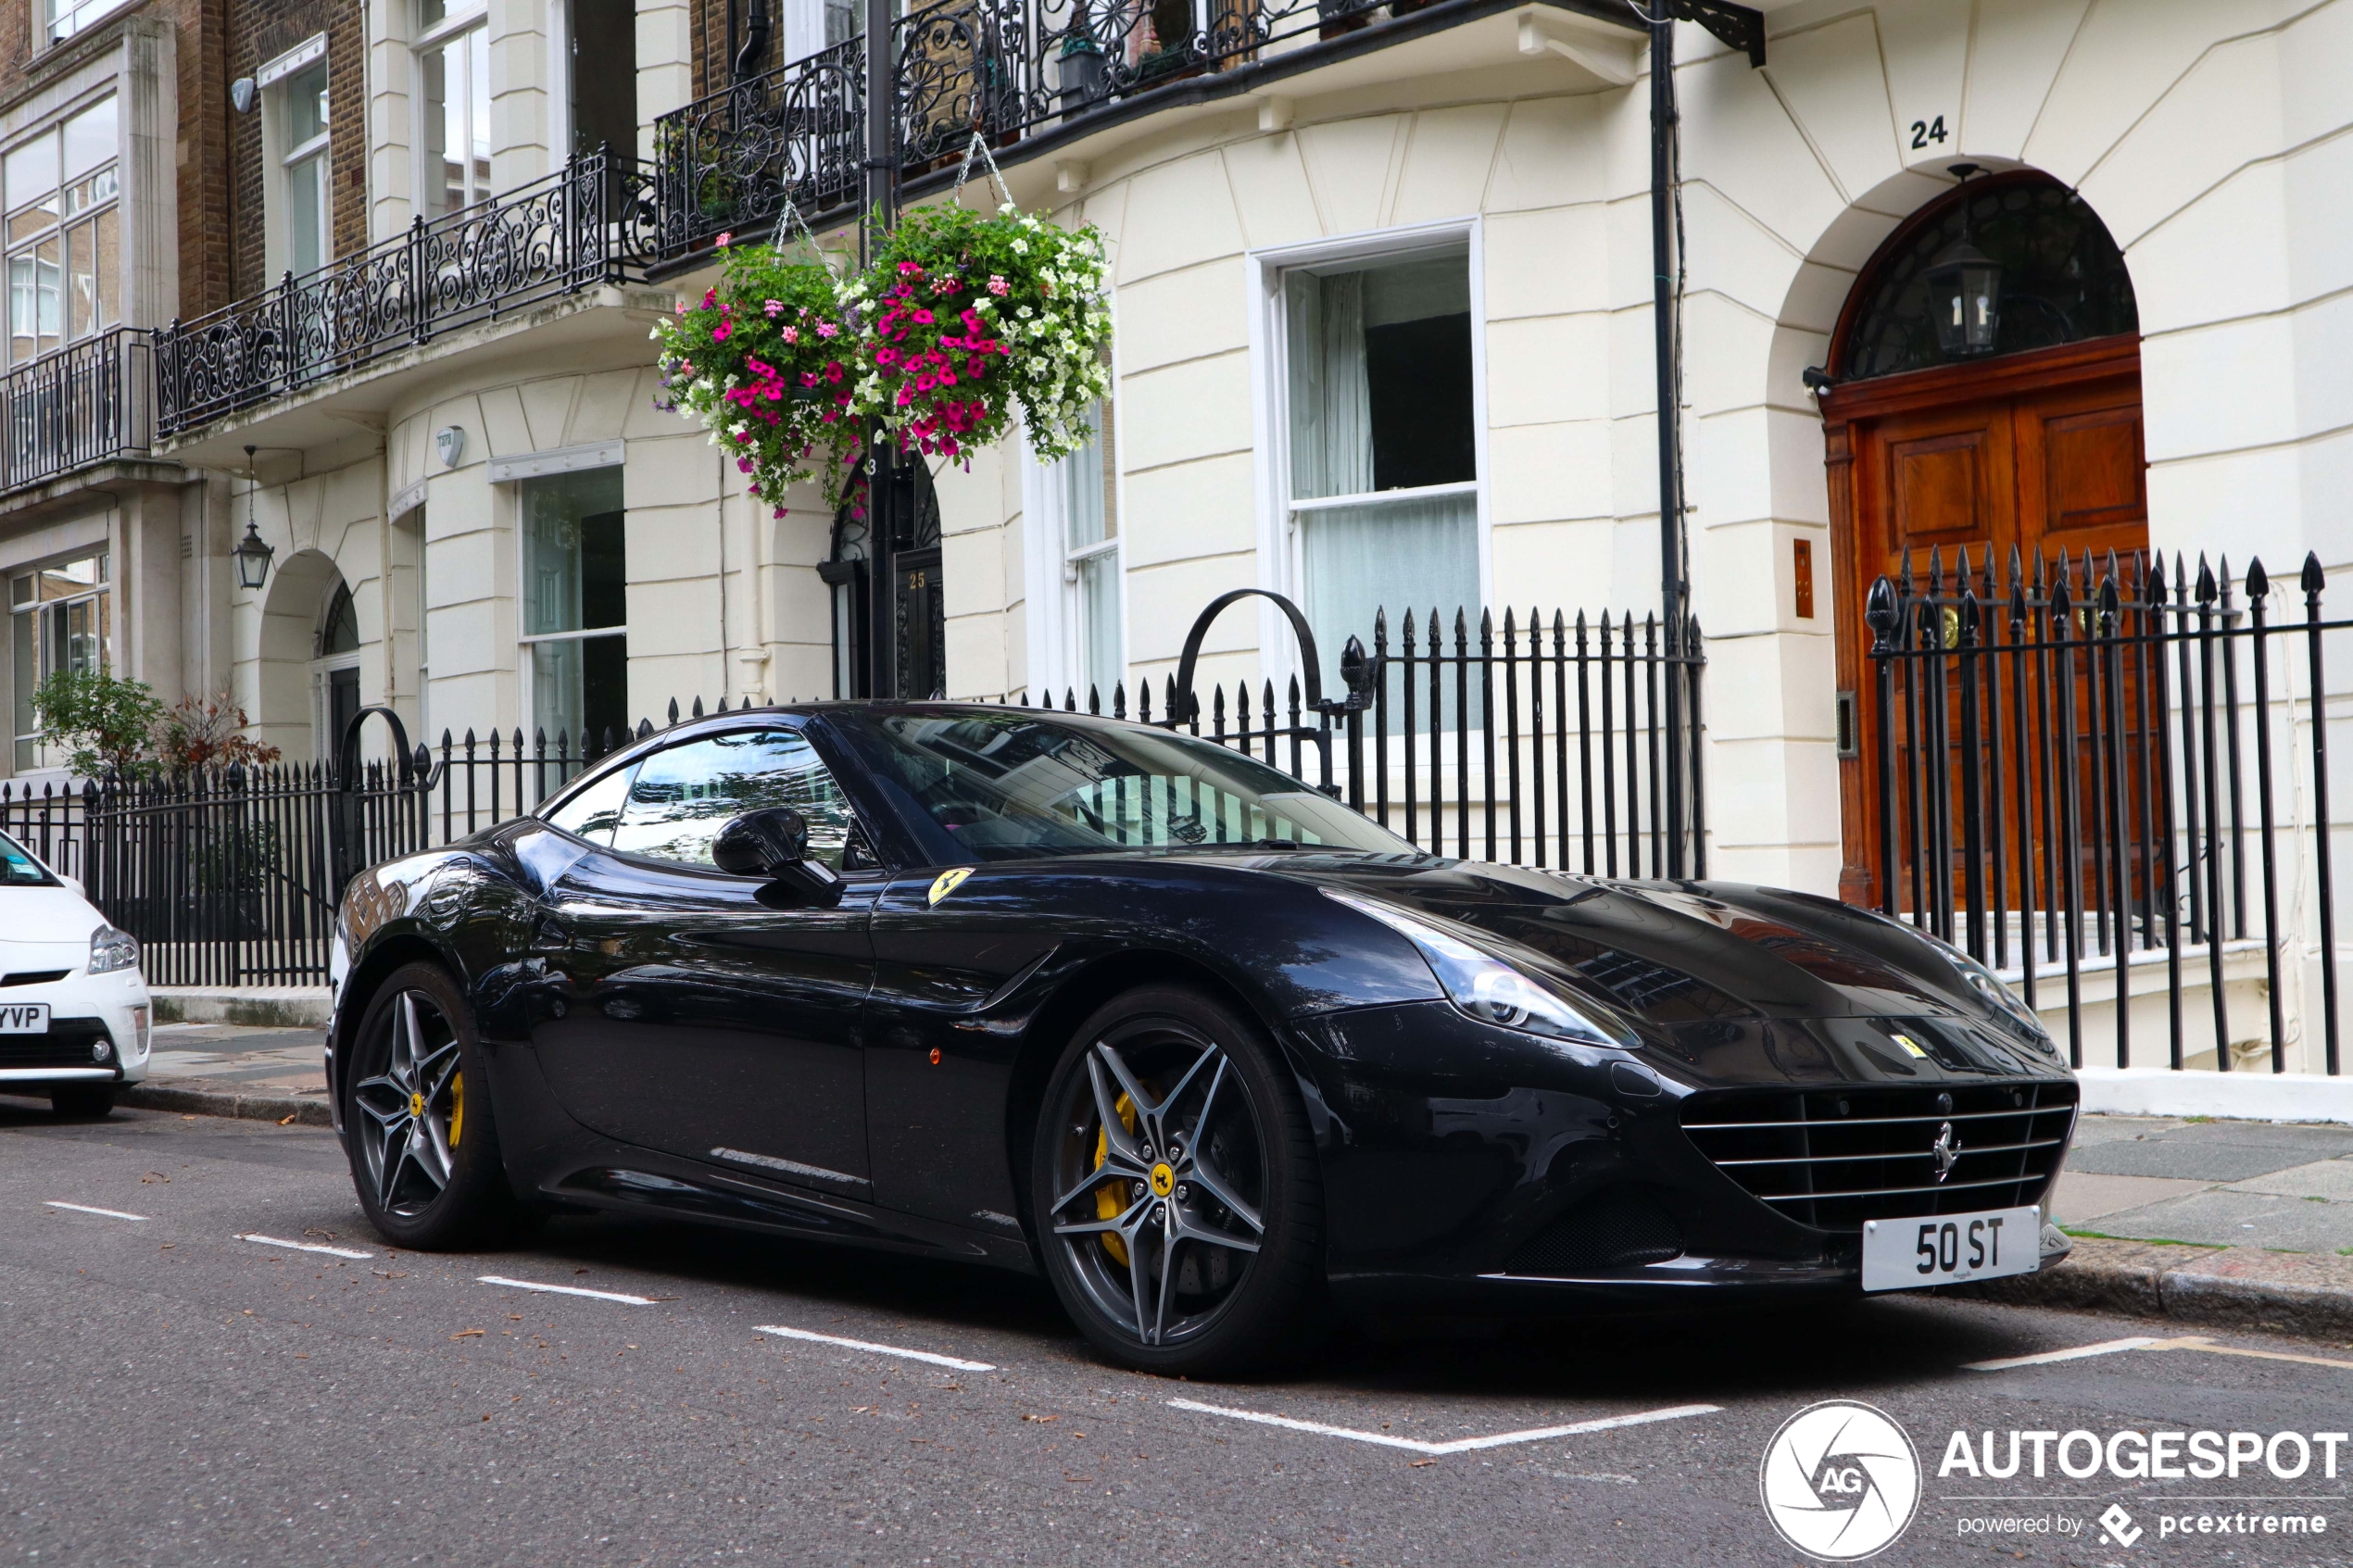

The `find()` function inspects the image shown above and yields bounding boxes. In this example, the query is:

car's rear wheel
[344,962,519,1249]
[1031,985,1323,1375]
[48,1084,114,1120]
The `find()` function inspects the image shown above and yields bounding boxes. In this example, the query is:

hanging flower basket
[845,202,1112,465]
[650,235,862,513]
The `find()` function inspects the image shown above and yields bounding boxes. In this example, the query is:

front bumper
[1288,1000,2076,1307]
[0,969,152,1088]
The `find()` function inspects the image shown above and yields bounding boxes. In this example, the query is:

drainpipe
[862,0,899,697]
[1648,12,1688,878]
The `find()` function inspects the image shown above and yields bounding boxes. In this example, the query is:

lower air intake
[1504,1188,1684,1275]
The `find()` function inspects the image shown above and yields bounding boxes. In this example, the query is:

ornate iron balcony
[154,152,656,439]
[0,329,153,496]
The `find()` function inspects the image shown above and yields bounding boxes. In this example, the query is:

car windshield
[0,830,56,885]
[827,709,1416,864]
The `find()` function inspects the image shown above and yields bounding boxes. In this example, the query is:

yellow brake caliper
[448,1071,464,1148]
[1093,1091,1136,1266]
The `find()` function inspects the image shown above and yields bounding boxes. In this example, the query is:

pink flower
[781,326,799,344]
[816,322,838,338]
[912,308,935,326]
[988,275,1009,295]
[712,320,732,343]
[899,260,925,276]
[717,232,734,246]
[702,289,717,309]
[763,299,785,318]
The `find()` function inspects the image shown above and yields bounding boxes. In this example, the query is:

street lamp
[1924,164,2001,358]
[233,444,274,592]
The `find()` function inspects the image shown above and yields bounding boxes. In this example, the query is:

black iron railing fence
[154,152,655,437]
[0,603,1703,985]
[0,329,152,495]
[1033,604,1707,878]
[1867,546,2344,1076]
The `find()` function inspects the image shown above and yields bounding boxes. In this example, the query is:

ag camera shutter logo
[1759,1399,1922,1560]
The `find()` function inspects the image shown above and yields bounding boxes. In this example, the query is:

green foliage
[32,668,164,781]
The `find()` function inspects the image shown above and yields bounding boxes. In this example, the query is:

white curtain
[1286,271,1370,502]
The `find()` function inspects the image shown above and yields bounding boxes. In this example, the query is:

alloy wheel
[352,989,465,1219]
[1046,1020,1268,1348]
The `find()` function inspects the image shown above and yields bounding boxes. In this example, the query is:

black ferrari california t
[327,701,2078,1374]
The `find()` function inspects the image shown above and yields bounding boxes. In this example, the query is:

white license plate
[0,1002,50,1033]
[1861,1206,2040,1291]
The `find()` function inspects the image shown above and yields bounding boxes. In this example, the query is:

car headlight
[1323,888,1634,1047]
[87,925,140,975]
[1914,927,2051,1041]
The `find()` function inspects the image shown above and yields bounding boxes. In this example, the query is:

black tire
[48,1084,115,1120]
[342,961,520,1250]
[1029,984,1323,1376]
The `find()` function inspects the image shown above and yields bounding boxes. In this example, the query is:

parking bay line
[44,1200,146,1222]
[239,1233,375,1260]
[1965,1336,2353,1374]
[1166,1399,1722,1457]
[754,1324,998,1372]
[479,1274,666,1305]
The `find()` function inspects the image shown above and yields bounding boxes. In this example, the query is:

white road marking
[1165,1399,1721,1456]
[239,1233,374,1260]
[479,1274,660,1305]
[44,1200,145,1222]
[754,1324,997,1372]
[1963,1336,2164,1371]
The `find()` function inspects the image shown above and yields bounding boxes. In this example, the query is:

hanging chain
[950,127,1017,211]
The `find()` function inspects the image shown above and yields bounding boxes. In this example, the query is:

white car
[0,828,149,1118]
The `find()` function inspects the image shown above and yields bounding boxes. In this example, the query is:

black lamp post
[1924,164,2002,358]
[233,444,275,592]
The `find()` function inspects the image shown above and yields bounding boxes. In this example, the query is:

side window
[542,759,638,846]
[608,730,854,870]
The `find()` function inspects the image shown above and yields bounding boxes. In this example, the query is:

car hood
[1248,853,2002,1026]
[0,885,103,963]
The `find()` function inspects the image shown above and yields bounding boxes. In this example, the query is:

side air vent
[1504,1188,1684,1275]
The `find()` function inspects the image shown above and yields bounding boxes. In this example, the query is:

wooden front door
[1825,333,2147,906]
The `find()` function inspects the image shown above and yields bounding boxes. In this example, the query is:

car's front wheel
[1031,984,1323,1375]
[343,962,520,1249]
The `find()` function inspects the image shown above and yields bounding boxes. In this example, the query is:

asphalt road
[6,1102,2352,1568]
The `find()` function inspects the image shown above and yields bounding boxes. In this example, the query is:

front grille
[1504,1188,1684,1275]
[1680,1080,2076,1234]
[0,1017,111,1071]
[0,970,69,987]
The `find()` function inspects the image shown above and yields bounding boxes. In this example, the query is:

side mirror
[712,808,845,906]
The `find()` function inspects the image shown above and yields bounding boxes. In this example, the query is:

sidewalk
[118,1022,333,1125]
[37,1036,2353,1340]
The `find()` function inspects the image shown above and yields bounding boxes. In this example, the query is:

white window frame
[42,0,133,46]
[1021,404,1126,705]
[412,0,493,220]
[9,548,109,773]
[259,38,331,282]
[3,92,123,371]
[511,462,627,748]
[1245,216,1491,693]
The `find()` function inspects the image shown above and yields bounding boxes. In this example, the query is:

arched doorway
[819,462,945,699]
[256,548,359,762]
[1820,170,2143,905]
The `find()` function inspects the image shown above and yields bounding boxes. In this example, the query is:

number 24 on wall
[1910,116,1949,150]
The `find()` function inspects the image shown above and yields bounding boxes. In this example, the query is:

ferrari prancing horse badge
[928,867,974,906]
